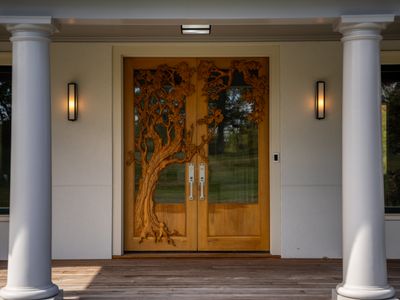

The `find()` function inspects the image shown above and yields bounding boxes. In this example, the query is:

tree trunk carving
[133,62,222,244]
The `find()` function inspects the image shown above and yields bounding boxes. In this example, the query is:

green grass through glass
[208,85,258,204]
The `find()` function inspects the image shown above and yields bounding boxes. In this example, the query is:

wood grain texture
[208,204,261,236]
[1,258,399,299]
[124,57,269,252]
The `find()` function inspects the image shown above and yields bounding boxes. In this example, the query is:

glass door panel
[208,88,259,205]
[197,58,269,251]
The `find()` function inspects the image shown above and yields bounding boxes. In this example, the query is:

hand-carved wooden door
[124,58,269,252]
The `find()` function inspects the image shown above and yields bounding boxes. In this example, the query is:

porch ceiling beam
[56,17,338,26]
[0,16,53,25]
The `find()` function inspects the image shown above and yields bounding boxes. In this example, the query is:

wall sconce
[315,81,325,120]
[67,82,78,121]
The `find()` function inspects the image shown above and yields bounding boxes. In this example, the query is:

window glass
[0,66,11,215]
[382,64,400,214]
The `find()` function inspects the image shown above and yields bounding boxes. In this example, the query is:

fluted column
[334,15,397,300]
[0,21,61,300]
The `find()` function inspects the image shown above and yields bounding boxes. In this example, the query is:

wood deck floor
[0,258,399,299]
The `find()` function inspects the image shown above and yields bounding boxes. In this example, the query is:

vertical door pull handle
[188,163,195,200]
[199,163,206,200]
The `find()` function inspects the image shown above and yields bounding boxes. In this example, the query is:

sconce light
[67,82,78,121]
[315,81,325,120]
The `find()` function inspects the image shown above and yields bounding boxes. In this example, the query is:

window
[0,66,11,215]
[382,64,400,214]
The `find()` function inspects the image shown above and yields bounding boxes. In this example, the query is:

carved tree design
[198,60,267,124]
[132,60,266,245]
[133,62,222,244]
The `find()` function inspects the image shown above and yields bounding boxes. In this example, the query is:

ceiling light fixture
[181,25,211,35]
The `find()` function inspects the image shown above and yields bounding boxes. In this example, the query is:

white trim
[340,15,395,25]
[0,215,9,222]
[55,17,336,26]
[385,214,400,221]
[111,42,281,256]
[0,16,53,25]
[112,46,124,256]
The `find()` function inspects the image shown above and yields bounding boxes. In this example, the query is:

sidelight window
[382,64,400,214]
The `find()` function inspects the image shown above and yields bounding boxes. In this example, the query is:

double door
[124,58,269,251]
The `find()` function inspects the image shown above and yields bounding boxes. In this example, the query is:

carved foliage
[198,60,267,124]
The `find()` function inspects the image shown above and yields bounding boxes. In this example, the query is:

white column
[0,23,60,300]
[334,15,397,300]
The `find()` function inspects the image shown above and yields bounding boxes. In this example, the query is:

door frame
[112,43,281,256]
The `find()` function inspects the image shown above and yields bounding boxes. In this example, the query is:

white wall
[280,42,343,258]
[0,222,8,259]
[1,40,400,260]
[50,43,113,259]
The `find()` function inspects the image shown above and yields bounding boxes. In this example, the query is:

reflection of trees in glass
[208,85,258,204]
[198,61,266,207]
[382,70,400,210]
[209,87,256,155]
[0,79,11,123]
[0,66,11,213]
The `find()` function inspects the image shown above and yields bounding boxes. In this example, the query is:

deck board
[0,258,399,299]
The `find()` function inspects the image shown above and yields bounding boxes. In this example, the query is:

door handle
[188,163,195,200]
[199,163,206,200]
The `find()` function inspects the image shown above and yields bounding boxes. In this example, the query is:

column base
[0,284,60,300]
[43,290,63,300]
[332,287,398,300]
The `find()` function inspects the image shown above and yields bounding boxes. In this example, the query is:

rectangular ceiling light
[181,24,211,35]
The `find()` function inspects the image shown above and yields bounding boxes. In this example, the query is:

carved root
[138,220,179,246]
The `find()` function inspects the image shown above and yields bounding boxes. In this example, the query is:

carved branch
[198,60,267,123]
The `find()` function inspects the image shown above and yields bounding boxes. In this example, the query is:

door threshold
[113,252,280,259]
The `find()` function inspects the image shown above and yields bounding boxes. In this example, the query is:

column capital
[0,16,58,42]
[335,14,394,41]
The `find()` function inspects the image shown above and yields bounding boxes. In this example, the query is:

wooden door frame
[111,43,281,256]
